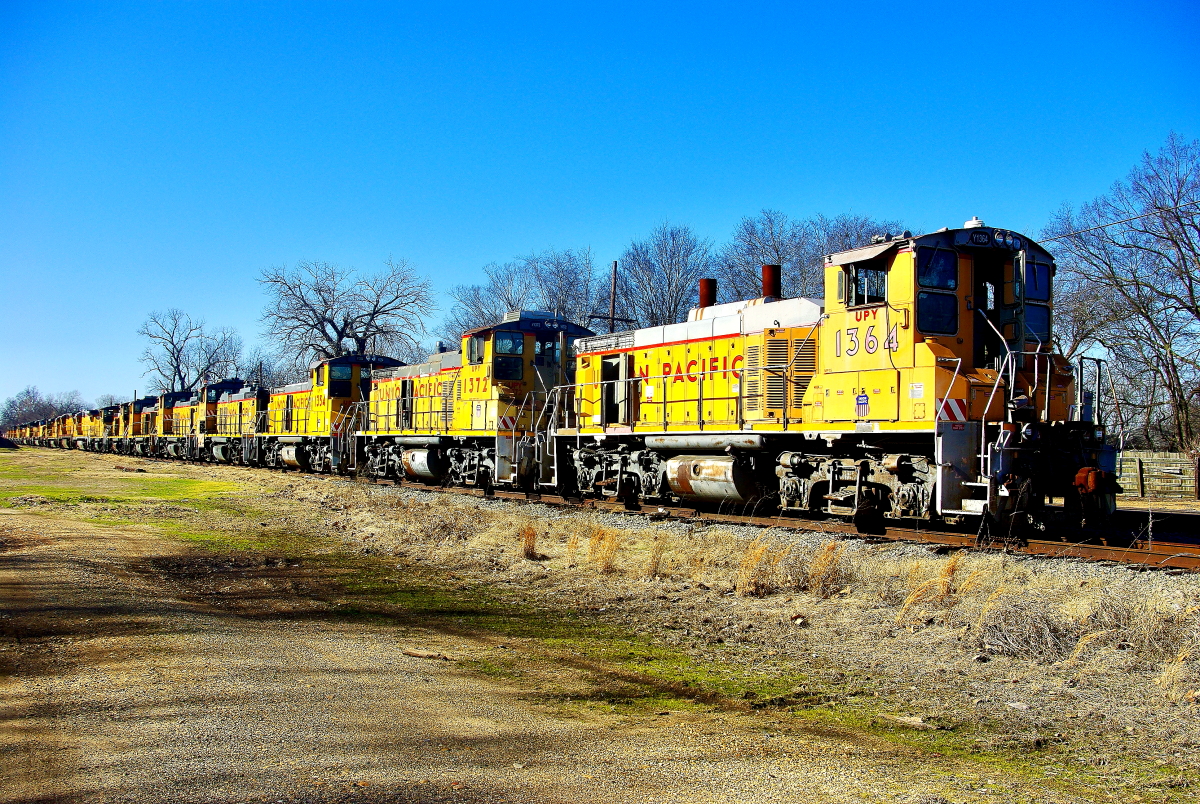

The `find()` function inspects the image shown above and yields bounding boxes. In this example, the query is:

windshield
[1025,305,1051,341]
[494,332,524,355]
[917,247,958,290]
[1026,262,1052,301]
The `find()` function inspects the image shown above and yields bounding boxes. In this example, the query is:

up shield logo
[855,393,870,419]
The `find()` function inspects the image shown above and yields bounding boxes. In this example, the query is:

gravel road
[0,503,1093,804]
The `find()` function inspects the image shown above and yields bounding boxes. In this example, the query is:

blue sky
[1,0,1197,402]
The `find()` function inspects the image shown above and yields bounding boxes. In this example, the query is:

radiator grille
[765,338,789,409]
[792,338,817,407]
[744,345,761,412]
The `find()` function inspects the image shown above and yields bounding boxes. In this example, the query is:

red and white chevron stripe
[937,398,969,421]
[497,415,516,430]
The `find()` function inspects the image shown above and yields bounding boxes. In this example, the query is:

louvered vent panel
[744,345,761,412]
[441,379,458,429]
[792,338,817,407]
[765,339,789,409]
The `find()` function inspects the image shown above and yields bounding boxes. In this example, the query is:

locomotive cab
[459,312,593,431]
[463,312,591,398]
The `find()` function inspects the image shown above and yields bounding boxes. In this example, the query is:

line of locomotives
[6,219,1122,539]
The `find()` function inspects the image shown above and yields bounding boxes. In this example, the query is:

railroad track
[348,474,1200,571]
[26,446,1200,571]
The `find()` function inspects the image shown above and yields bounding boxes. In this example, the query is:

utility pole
[608,260,618,334]
[586,259,634,334]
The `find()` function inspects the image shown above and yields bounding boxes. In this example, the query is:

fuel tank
[280,445,310,470]
[664,455,758,504]
[401,448,447,481]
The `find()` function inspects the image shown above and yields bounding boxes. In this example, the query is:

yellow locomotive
[358,312,593,489]
[562,218,1112,533]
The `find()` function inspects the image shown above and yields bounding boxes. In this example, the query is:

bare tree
[716,210,908,302]
[235,345,304,388]
[716,210,809,300]
[1,387,87,429]
[619,223,713,327]
[440,248,600,342]
[259,258,434,368]
[93,394,127,409]
[440,261,536,341]
[139,309,242,393]
[1044,132,1200,450]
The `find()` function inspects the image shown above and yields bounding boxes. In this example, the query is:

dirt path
[0,459,1102,803]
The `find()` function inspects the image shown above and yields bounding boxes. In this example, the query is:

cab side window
[917,292,958,334]
[916,247,960,335]
[844,259,887,306]
[494,332,524,355]
[467,335,485,365]
[1026,262,1052,301]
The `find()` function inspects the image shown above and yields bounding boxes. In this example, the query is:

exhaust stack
[762,264,782,299]
[698,278,717,309]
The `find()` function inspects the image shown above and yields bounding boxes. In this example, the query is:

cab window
[917,291,958,335]
[917,247,958,290]
[1026,262,1052,301]
[534,336,561,365]
[206,389,219,402]
[494,331,524,355]
[329,365,353,381]
[1025,305,1051,341]
[495,356,524,381]
[316,366,325,386]
[468,335,485,365]
[845,261,887,306]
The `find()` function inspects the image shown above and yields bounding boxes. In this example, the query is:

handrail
[934,356,962,423]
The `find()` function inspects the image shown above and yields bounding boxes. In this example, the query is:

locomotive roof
[824,221,1054,267]
[577,296,823,354]
[462,311,594,339]
[374,349,462,379]
[307,353,405,370]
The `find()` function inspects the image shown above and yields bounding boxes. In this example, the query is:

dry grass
[645,535,667,578]
[735,536,789,597]
[802,540,850,598]
[593,528,622,574]
[1158,647,1198,703]
[978,592,1084,661]
[317,479,1200,716]
[519,523,539,561]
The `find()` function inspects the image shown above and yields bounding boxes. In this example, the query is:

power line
[1041,198,1200,242]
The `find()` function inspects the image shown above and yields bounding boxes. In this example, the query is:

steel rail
[21,443,1200,571]
[359,476,1200,571]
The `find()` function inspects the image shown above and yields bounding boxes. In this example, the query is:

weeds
[1158,647,1198,703]
[736,536,789,597]
[979,592,1083,661]
[594,529,621,574]
[645,535,667,578]
[803,540,849,598]
[520,523,540,561]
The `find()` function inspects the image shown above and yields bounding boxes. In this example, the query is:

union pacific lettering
[652,355,744,383]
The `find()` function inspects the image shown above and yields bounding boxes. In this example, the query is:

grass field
[4,446,1199,802]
